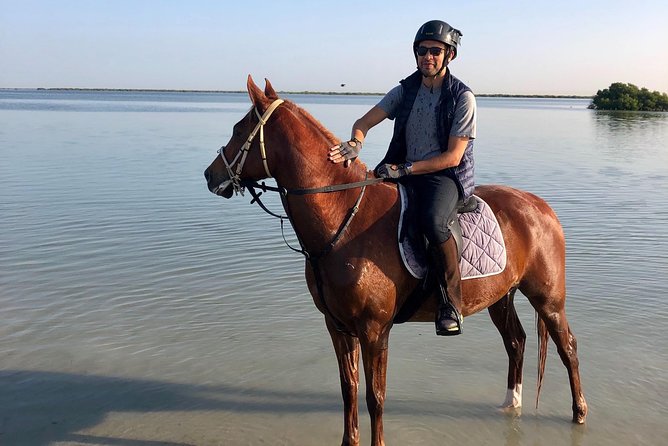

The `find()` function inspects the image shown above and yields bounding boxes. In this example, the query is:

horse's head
[204,75,285,198]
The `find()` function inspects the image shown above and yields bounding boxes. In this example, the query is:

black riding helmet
[413,20,462,59]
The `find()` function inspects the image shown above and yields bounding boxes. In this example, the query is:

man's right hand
[328,138,362,167]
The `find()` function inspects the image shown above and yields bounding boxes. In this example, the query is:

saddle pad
[398,185,507,281]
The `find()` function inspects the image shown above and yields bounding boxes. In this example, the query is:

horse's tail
[535,314,549,409]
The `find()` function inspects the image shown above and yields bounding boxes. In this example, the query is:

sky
[1,0,667,96]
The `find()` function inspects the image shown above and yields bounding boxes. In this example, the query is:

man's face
[416,40,448,77]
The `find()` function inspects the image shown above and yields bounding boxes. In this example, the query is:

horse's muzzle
[204,167,234,199]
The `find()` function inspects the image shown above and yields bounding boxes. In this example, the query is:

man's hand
[328,138,362,167]
[376,163,411,179]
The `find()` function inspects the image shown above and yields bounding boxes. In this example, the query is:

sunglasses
[416,46,446,57]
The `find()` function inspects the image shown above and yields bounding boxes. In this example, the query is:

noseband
[218,98,284,195]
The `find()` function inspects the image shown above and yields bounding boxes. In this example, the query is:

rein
[218,98,384,257]
[218,99,384,334]
[241,175,383,258]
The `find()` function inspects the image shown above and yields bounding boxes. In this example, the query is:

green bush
[590,83,668,111]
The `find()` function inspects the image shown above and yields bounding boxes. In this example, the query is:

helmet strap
[438,46,453,74]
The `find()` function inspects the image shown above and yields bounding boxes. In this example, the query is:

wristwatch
[403,161,414,175]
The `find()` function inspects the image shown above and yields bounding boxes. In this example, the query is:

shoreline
[0,87,592,99]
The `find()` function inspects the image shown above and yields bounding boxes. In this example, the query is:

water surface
[1,90,667,445]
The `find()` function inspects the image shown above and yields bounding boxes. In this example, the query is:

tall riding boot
[434,237,463,336]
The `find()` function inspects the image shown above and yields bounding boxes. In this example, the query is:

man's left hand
[376,163,411,179]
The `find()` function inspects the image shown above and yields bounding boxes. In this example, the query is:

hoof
[500,386,522,410]
[498,405,521,417]
[498,402,521,410]
[498,401,522,410]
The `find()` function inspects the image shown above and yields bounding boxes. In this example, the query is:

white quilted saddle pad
[398,186,507,281]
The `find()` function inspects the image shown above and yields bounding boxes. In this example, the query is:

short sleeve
[450,91,477,139]
[376,85,403,120]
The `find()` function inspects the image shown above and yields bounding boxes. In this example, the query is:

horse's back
[475,184,563,245]
[475,184,566,303]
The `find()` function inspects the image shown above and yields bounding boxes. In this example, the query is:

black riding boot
[434,237,463,336]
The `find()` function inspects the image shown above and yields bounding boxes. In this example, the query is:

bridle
[217,98,284,196]
[216,97,382,243]
[214,97,384,334]
[216,98,383,202]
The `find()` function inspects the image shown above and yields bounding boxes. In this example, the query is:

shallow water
[1,90,667,445]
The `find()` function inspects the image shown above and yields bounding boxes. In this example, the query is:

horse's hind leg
[541,307,587,423]
[527,292,588,423]
[326,318,361,446]
[488,288,525,410]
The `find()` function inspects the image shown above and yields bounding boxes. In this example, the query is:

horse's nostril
[204,169,210,182]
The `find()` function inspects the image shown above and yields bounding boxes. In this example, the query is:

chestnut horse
[204,76,587,445]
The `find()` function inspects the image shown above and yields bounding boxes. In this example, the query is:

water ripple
[1,92,667,444]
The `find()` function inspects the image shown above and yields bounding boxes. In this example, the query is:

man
[328,20,476,336]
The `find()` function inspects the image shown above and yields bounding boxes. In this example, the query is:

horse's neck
[283,161,371,253]
[273,114,372,253]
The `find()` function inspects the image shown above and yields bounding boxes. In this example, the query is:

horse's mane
[281,100,369,173]
[283,100,338,145]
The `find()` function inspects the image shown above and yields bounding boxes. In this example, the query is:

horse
[204,76,587,446]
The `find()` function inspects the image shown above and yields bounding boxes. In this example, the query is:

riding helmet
[414,20,462,58]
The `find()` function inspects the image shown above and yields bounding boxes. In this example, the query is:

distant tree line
[589,82,668,111]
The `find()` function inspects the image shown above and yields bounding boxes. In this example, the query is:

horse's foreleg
[488,288,525,410]
[540,308,588,424]
[359,326,390,446]
[326,318,361,446]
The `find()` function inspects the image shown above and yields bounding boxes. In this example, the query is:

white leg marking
[501,383,522,408]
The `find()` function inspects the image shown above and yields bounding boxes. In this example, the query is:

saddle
[448,195,479,257]
[394,185,507,323]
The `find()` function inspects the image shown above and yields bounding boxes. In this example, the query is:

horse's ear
[247,74,271,111]
[264,78,279,100]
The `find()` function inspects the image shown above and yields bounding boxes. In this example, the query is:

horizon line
[0,87,593,99]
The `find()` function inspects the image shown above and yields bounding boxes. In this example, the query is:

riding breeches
[404,172,459,245]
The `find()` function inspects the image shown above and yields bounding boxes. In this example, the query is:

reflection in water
[502,414,587,446]
[592,109,668,131]
[590,109,668,168]
[502,411,523,446]
[570,425,587,446]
